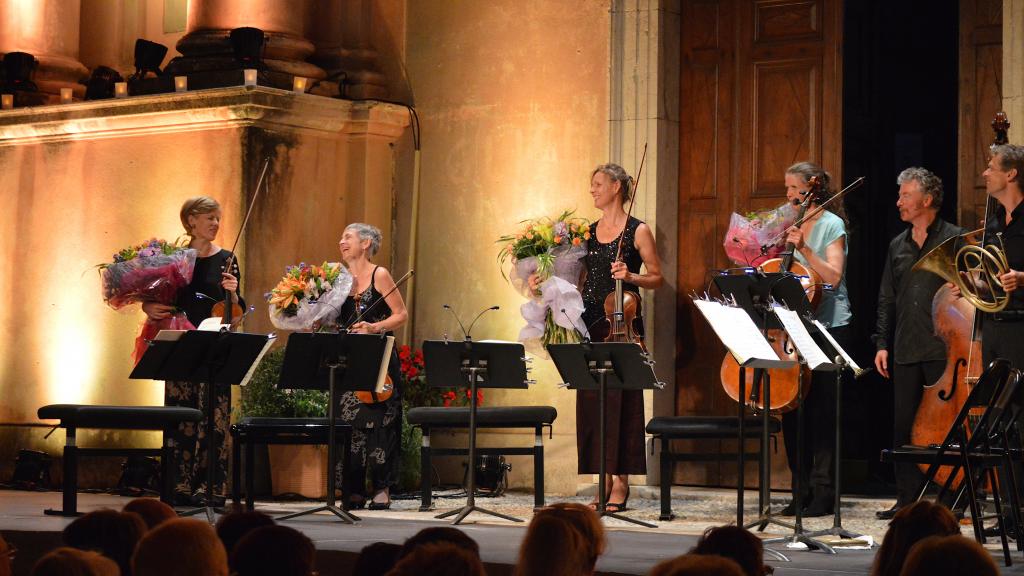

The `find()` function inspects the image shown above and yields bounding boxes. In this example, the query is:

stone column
[308,0,388,99]
[171,0,325,80]
[78,0,139,77]
[0,0,88,98]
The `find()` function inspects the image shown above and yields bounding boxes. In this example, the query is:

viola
[603,145,646,347]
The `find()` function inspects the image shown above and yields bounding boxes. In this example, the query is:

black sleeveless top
[339,266,393,329]
[581,216,644,333]
[175,249,243,327]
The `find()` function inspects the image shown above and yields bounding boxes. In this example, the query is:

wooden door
[676,0,842,488]
[958,0,1002,230]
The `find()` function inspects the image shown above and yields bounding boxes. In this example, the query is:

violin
[718,176,825,412]
[603,146,646,346]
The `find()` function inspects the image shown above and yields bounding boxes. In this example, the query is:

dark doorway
[841,0,960,494]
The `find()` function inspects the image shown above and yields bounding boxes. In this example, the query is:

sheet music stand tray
[423,339,529,525]
[273,332,391,525]
[548,341,661,529]
[131,330,273,524]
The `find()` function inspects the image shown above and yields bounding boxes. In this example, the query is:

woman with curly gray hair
[336,222,408,510]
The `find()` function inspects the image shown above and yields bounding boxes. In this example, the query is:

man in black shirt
[979,145,1024,368]
[873,167,964,519]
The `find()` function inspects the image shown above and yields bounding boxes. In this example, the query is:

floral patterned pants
[165,380,231,496]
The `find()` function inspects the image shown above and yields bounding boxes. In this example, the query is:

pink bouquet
[98,238,197,363]
[723,203,798,266]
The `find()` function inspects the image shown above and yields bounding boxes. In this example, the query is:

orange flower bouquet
[267,261,353,330]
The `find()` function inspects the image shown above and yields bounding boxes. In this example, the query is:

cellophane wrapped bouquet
[267,261,354,331]
[723,202,798,266]
[97,238,197,363]
[498,210,590,357]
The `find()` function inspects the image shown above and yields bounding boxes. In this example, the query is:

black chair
[646,415,781,521]
[882,359,1020,565]
[229,417,353,511]
[37,404,203,516]
[406,406,556,511]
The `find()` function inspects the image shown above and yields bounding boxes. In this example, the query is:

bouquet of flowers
[267,261,354,331]
[97,238,197,363]
[723,202,798,266]
[498,210,590,357]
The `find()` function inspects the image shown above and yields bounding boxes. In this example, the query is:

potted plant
[239,346,329,498]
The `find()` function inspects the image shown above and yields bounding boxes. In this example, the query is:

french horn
[912,229,1010,313]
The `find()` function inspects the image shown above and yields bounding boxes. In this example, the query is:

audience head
[31,547,119,576]
[386,542,485,576]
[649,554,746,576]
[0,533,13,576]
[871,500,960,576]
[122,498,176,530]
[898,534,998,576]
[399,527,480,560]
[690,525,769,576]
[132,519,228,576]
[515,513,591,576]
[230,525,315,576]
[215,511,275,557]
[352,542,402,576]
[63,509,146,576]
[537,503,606,570]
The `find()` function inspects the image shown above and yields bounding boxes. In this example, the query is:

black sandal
[606,486,630,512]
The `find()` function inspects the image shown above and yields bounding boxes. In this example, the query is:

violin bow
[343,269,415,332]
[614,143,648,262]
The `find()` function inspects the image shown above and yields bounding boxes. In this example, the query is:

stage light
[10,449,52,489]
[84,66,124,100]
[1,51,38,92]
[229,27,265,70]
[129,39,168,81]
[116,456,160,494]
[60,88,73,103]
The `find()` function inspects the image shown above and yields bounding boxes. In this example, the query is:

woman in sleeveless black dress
[578,164,663,510]
[142,196,244,502]
[336,223,409,510]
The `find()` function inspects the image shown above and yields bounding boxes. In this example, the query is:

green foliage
[239,347,328,418]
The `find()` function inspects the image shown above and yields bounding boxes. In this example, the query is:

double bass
[718,177,824,412]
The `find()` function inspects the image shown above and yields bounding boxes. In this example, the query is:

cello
[718,176,824,412]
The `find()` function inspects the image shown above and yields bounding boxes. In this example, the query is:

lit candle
[174,76,188,92]
[114,82,128,98]
[60,88,73,103]
[1,94,12,109]
[292,76,307,94]
[243,69,257,87]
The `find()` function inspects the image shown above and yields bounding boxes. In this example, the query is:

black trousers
[781,324,853,501]
[982,317,1024,370]
[892,360,946,504]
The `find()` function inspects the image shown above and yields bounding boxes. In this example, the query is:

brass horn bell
[912,229,1010,313]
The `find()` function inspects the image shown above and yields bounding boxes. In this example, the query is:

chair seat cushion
[882,446,1005,465]
[37,404,203,430]
[406,406,557,428]
[232,417,351,440]
[646,416,781,439]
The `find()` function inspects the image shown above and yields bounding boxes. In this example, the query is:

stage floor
[1,487,1022,576]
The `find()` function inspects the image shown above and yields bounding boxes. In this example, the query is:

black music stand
[714,272,836,554]
[274,332,391,525]
[548,341,661,529]
[131,330,273,523]
[423,339,528,525]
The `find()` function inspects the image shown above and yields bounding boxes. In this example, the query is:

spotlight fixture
[1,51,38,93]
[84,65,124,100]
[129,38,168,81]
[10,449,52,489]
[229,27,266,70]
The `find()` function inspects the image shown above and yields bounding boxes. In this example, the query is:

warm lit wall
[403,0,612,496]
[0,87,407,484]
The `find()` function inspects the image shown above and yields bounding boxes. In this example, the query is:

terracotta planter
[267,445,328,498]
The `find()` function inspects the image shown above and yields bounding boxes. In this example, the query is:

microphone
[443,304,470,340]
[560,308,590,344]
[731,237,757,270]
[466,306,500,340]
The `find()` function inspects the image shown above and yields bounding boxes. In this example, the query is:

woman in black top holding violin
[577,163,663,510]
[336,222,408,510]
[142,196,244,503]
